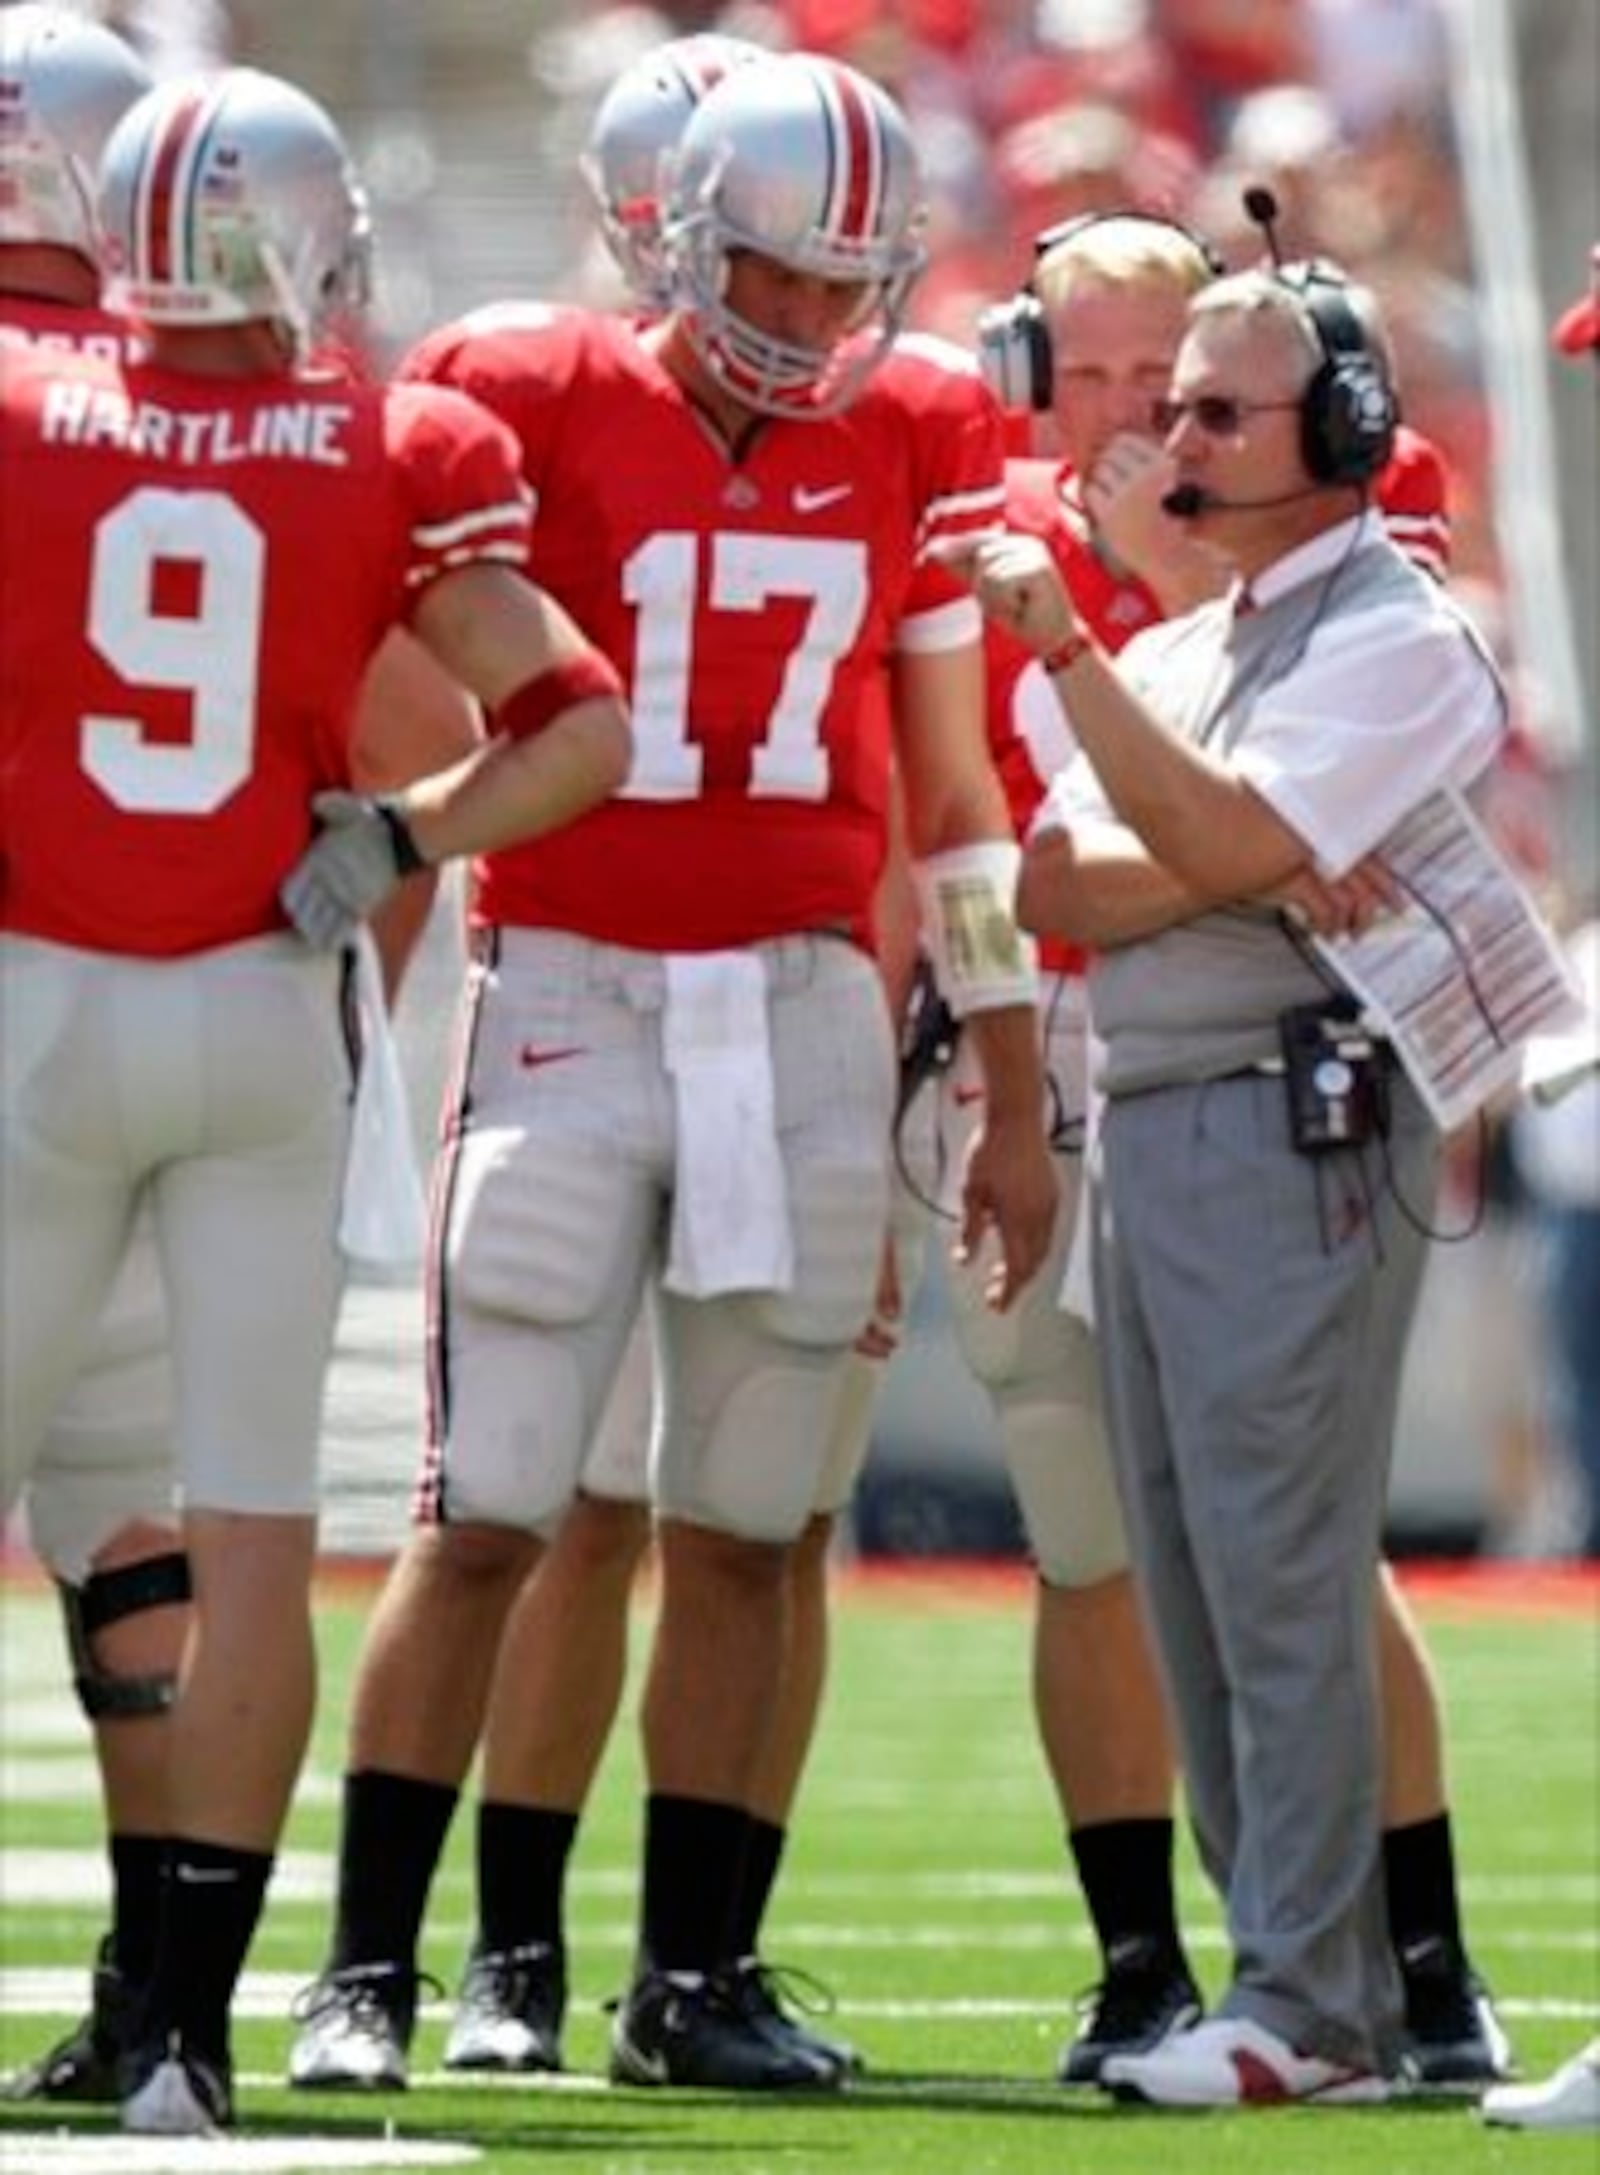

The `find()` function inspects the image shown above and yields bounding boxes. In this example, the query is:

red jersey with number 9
[0,333,531,955]
[398,305,1006,951]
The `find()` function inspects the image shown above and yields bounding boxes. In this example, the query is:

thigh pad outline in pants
[945,1124,1128,1587]
[653,1162,889,1543]
[653,947,896,1543]
[29,1215,176,1583]
[2,940,141,1517]
[580,1303,655,1507]
[155,940,350,1516]
[812,1094,939,1517]
[440,1123,656,1534]
[7,938,349,1524]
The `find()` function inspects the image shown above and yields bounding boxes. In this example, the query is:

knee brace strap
[59,1550,192,1721]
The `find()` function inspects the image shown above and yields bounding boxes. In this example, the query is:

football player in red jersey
[577,30,765,312]
[288,48,1055,2095]
[0,10,486,2111]
[299,29,894,2094]
[288,34,874,2096]
[944,210,1504,2088]
[0,63,628,2137]
[0,4,206,2111]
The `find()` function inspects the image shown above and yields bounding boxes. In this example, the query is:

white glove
[279,790,426,951]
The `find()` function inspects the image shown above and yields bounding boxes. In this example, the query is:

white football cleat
[1480,2040,1600,2131]
[121,2038,232,2134]
[1102,2015,1390,2108]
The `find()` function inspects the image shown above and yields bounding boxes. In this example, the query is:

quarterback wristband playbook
[495,652,624,740]
[913,840,1038,1017]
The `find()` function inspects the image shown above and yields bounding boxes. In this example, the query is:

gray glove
[279,790,427,951]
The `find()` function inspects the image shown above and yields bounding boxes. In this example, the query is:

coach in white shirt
[947,263,1504,2108]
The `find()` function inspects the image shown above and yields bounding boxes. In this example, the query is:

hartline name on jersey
[38,380,355,467]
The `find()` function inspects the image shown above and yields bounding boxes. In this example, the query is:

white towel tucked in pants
[662,950,795,1297]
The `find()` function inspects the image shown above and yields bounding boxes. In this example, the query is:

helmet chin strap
[258,237,313,363]
[265,317,301,368]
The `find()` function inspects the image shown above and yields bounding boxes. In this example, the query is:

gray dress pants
[1092,1066,1438,2069]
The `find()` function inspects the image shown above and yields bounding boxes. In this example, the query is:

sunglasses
[1153,394,1302,437]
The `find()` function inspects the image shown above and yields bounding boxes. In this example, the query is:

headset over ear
[1274,260,1398,484]
[976,209,1225,414]
[1241,188,1397,486]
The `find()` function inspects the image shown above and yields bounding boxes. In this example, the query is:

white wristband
[913,840,1038,1018]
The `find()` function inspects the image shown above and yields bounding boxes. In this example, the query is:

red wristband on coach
[494,652,624,740]
[1040,631,1097,676]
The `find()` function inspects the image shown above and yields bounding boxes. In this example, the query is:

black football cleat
[2,1935,133,2104]
[609,1966,845,2090]
[1398,1936,1514,2089]
[1058,1934,1203,2085]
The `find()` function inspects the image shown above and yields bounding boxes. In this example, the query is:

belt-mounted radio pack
[1277,997,1391,1154]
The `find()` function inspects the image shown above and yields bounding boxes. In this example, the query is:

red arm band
[493,652,624,740]
[1040,631,1098,677]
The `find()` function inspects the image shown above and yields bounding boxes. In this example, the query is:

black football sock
[1384,1812,1467,1963]
[727,1815,786,1959]
[1068,1817,1188,1970]
[143,1839,272,2065]
[108,1832,169,1988]
[474,1800,578,1957]
[638,1794,752,1977]
[328,1769,459,1973]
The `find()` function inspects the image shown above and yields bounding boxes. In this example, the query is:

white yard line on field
[0,1967,1594,2027]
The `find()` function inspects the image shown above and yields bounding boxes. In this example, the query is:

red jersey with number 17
[0,339,531,956]
[398,306,1006,951]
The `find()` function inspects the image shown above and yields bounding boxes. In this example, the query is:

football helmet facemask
[661,53,926,419]
[580,32,764,310]
[97,67,371,359]
[0,4,153,260]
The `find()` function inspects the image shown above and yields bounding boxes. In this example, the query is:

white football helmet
[0,4,153,259]
[97,67,371,358]
[660,52,926,419]
[580,32,764,310]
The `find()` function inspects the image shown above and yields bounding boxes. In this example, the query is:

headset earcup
[1299,359,1340,481]
[1300,354,1396,483]
[1022,299,1052,411]
[976,292,1054,413]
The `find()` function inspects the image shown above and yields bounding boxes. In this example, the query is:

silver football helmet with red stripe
[0,4,152,260]
[581,32,764,309]
[661,53,926,418]
[96,66,370,358]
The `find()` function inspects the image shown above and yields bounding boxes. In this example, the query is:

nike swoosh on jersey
[792,482,854,514]
[518,1044,588,1070]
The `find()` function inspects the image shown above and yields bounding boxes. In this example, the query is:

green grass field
[1,1562,1595,2173]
